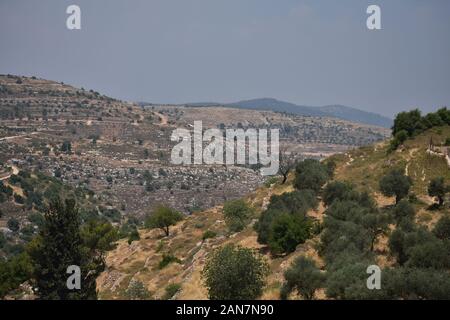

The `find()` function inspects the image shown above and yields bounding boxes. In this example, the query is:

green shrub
[428,177,447,206]
[268,213,311,255]
[7,218,20,232]
[264,176,279,188]
[127,227,140,244]
[322,181,358,206]
[223,199,253,233]
[391,199,415,225]
[163,283,181,300]
[255,190,318,253]
[202,230,217,241]
[433,216,450,240]
[158,253,181,269]
[125,280,151,300]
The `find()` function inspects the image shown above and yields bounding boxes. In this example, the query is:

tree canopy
[255,190,317,254]
[293,159,332,193]
[202,244,269,300]
[222,199,253,232]
[379,169,412,204]
[281,256,325,300]
[428,177,448,206]
[144,205,183,237]
[28,198,110,299]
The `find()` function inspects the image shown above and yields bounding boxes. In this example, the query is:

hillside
[0,75,388,221]
[151,105,389,158]
[0,75,267,219]
[97,127,450,300]
[331,126,450,202]
[97,180,315,300]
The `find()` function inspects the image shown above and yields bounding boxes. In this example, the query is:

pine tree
[28,198,98,300]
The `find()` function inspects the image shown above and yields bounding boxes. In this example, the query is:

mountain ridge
[183,98,393,128]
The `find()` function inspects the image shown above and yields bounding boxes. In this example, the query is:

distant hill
[223,98,393,128]
[142,98,392,128]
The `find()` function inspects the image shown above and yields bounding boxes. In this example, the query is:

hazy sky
[1,0,449,118]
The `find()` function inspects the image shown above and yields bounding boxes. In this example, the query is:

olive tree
[281,256,325,300]
[294,159,330,193]
[428,177,447,207]
[145,205,183,237]
[379,169,412,204]
[202,244,269,300]
[223,199,253,232]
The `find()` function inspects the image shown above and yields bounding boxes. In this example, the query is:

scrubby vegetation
[125,280,151,300]
[255,159,327,255]
[163,283,181,300]
[223,199,253,233]
[158,253,182,269]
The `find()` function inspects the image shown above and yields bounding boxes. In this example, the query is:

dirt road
[0,131,39,142]
[0,165,19,181]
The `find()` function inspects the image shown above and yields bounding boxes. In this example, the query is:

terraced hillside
[0,75,389,223]
[331,126,450,203]
[98,127,450,300]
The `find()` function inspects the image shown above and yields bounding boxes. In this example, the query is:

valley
[3,75,448,301]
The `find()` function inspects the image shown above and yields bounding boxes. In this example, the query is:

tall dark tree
[28,199,98,299]
[361,211,388,252]
[60,141,72,153]
[255,190,317,250]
